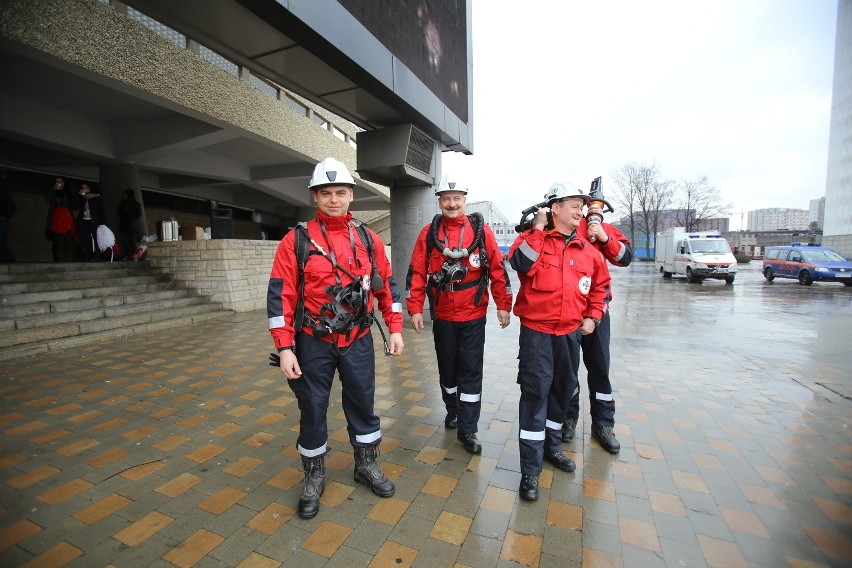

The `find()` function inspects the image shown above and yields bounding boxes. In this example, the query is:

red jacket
[577,218,633,303]
[267,210,403,350]
[509,227,611,335]
[406,214,512,321]
[578,218,633,267]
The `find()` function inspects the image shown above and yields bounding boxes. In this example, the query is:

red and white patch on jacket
[579,276,592,295]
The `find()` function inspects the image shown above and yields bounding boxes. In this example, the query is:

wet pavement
[0,260,850,567]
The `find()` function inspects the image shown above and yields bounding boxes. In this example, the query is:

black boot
[519,474,539,501]
[354,445,395,497]
[298,455,326,519]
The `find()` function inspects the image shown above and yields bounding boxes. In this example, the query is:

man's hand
[579,318,596,336]
[534,207,551,231]
[278,350,302,379]
[388,332,404,355]
[410,313,424,333]
[497,310,510,328]
[586,223,609,243]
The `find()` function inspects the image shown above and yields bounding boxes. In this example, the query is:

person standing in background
[117,189,142,260]
[0,174,15,263]
[45,177,76,262]
[76,183,104,261]
[560,213,633,454]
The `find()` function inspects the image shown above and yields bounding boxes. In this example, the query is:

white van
[655,227,737,284]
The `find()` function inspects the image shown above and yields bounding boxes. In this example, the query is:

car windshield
[801,249,847,263]
[690,240,729,254]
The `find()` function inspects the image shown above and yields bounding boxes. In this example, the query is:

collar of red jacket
[316,209,353,229]
[441,214,466,228]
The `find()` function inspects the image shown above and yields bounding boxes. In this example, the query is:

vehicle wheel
[843,281,852,287]
[763,267,774,282]
[725,275,735,284]
[686,267,698,283]
[798,270,813,286]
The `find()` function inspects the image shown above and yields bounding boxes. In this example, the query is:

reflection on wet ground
[0,260,849,567]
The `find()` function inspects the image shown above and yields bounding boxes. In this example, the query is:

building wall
[145,239,279,313]
[747,208,810,232]
[824,0,852,257]
[809,197,826,229]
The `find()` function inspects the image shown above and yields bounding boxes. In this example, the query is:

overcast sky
[442,0,839,230]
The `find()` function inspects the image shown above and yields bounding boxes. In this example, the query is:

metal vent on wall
[356,124,437,187]
[405,128,435,177]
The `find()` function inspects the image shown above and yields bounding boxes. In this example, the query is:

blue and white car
[762,243,852,286]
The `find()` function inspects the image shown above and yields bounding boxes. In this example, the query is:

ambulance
[655,227,737,284]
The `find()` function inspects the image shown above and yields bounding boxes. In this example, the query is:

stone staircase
[0,261,234,362]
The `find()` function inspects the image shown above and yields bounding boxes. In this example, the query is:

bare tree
[611,162,673,257]
[674,176,732,231]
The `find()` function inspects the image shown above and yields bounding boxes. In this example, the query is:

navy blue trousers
[567,311,615,427]
[517,325,581,475]
[287,331,382,457]
[432,316,486,435]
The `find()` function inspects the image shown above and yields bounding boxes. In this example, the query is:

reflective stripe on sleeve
[519,240,539,262]
[595,392,614,401]
[520,428,545,441]
[392,302,403,313]
[614,242,627,262]
[268,316,285,329]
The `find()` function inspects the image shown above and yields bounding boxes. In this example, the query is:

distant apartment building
[747,208,809,232]
[809,197,826,229]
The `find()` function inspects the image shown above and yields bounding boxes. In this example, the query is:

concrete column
[98,163,147,235]
[389,184,438,319]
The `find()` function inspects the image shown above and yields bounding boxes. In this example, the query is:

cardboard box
[181,225,204,240]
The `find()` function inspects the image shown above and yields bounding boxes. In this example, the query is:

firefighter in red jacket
[508,182,611,501]
[267,157,404,519]
[406,176,512,454]
[560,216,633,454]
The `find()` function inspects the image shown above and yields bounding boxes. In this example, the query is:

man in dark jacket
[117,189,142,260]
[76,183,105,261]
[0,177,15,263]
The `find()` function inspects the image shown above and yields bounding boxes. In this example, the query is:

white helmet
[308,157,356,190]
[434,175,467,196]
[544,182,589,205]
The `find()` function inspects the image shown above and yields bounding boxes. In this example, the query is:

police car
[762,243,852,286]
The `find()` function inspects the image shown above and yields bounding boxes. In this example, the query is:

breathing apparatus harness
[293,220,391,356]
[424,212,489,318]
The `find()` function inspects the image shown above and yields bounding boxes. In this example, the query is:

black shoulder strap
[467,212,490,306]
[426,213,443,260]
[293,222,310,332]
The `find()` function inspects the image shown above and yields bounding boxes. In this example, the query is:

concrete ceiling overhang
[124,0,473,154]
[0,0,400,214]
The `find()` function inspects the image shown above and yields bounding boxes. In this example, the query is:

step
[0,302,225,348]
[0,264,153,284]
[0,282,180,308]
[0,261,146,278]
[10,295,211,330]
[0,310,234,362]
[0,287,193,317]
[0,274,162,294]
